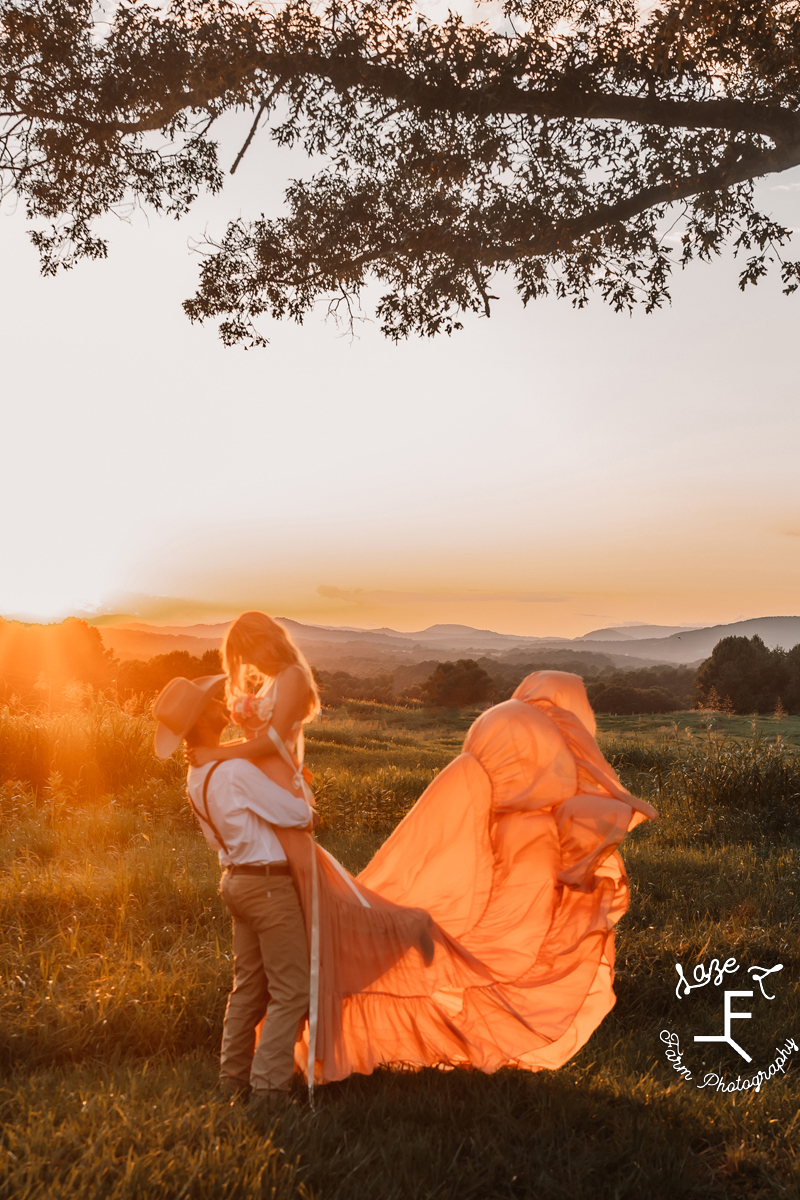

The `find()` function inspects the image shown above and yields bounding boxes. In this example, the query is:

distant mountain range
[571,617,800,664]
[578,624,701,641]
[97,615,800,671]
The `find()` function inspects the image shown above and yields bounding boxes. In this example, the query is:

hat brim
[154,722,184,760]
[152,673,227,759]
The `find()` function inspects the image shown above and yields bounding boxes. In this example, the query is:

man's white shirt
[186,760,311,866]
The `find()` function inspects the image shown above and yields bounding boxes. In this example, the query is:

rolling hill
[96,615,800,671]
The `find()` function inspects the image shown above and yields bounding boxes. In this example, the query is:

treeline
[695,636,800,715]
[0,618,705,718]
[0,617,224,709]
[0,618,115,705]
[315,659,696,712]
[3,619,800,717]
[313,661,497,707]
[585,665,697,715]
[475,658,696,713]
[313,669,396,706]
[315,645,800,716]
[117,650,223,694]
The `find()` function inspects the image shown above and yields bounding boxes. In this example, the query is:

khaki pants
[219,871,310,1092]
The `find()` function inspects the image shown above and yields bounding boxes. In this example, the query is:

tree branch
[518,141,800,260]
[230,100,267,174]
[230,75,288,174]
[14,51,800,145]
[280,139,800,281]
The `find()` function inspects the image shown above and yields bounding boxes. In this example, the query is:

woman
[190,610,321,797]
[194,613,657,1086]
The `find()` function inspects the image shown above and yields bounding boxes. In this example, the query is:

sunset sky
[2,105,799,639]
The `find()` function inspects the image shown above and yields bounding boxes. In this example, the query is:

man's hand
[187,746,218,768]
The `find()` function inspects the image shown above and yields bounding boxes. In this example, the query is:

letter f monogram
[694,991,753,1062]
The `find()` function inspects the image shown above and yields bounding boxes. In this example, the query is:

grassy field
[1,700,799,1199]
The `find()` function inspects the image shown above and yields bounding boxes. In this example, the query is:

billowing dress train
[271,671,657,1084]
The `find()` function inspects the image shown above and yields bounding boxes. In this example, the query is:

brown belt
[226,862,292,877]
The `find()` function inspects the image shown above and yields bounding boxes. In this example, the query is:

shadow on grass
[1,1051,797,1199]
[264,1064,794,1200]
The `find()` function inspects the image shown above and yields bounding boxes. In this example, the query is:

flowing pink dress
[271,671,656,1084]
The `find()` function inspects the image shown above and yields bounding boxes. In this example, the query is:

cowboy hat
[152,674,227,759]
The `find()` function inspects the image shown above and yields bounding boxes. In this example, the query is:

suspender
[187,760,228,853]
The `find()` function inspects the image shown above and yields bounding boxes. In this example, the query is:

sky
[2,101,799,639]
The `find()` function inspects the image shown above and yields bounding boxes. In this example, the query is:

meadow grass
[0,703,799,1198]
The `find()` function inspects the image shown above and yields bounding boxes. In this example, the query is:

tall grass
[312,765,439,834]
[0,1058,307,1200]
[0,703,799,1197]
[661,732,800,839]
[0,798,225,1071]
[600,726,800,843]
[0,698,183,795]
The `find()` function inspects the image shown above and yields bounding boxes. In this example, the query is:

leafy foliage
[419,658,496,707]
[476,652,613,699]
[116,649,222,697]
[313,668,396,706]
[0,617,115,704]
[585,664,698,713]
[589,664,698,702]
[473,656,697,708]
[3,0,800,343]
[590,683,680,714]
[696,634,800,714]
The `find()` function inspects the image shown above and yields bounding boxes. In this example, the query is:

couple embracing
[153,611,657,1105]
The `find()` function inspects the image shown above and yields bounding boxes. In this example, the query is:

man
[152,673,317,1102]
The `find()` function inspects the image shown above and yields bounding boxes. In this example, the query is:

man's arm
[232,762,317,830]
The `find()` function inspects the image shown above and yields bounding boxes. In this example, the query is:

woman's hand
[187,746,217,768]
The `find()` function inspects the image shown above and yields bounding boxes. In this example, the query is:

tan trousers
[219,871,310,1092]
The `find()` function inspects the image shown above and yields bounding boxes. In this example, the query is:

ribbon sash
[263,719,370,1103]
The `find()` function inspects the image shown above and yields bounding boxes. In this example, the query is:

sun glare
[1,593,97,624]
[0,569,107,624]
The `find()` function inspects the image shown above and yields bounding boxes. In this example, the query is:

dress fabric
[262,670,657,1083]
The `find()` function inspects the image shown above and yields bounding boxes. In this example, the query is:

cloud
[317,586,569,605]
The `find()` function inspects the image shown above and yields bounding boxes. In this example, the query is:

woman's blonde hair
[222,611,320,722]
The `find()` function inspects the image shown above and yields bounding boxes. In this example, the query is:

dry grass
[0,703,799,1198]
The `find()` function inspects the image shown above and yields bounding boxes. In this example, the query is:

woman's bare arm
[188,732,276,767]
[267,664,310,742]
